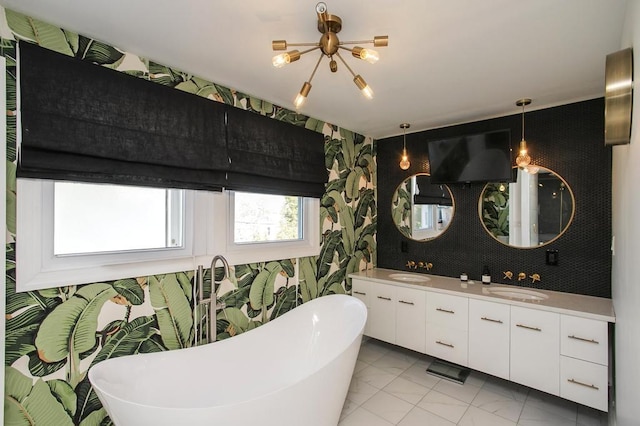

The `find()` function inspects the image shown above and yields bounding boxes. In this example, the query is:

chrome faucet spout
[209,255,231,342]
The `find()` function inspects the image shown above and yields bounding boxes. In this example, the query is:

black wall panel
[377,99,612,298]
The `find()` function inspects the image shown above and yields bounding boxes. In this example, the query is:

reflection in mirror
[480,167,575,248]
[392,174,455,241]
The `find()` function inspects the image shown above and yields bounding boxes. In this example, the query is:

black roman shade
[414,175,453,206]
[18,41,229,190]
[226,107,327,198]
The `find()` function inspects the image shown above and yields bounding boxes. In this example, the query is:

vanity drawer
[426,323,468,366]
[560,356,608,411]
[561,315,608,365]
[426,292,468,331]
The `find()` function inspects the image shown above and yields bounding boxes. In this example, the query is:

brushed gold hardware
[568,379,599,390]
[417,261,433,270]
[398,300,415,305]
[516,324,542,332]
[353,291,366,296]
[406,260,416,269]
[568,335,599,344]
[518,272,527,281]
[377,296,391,301]
[436,308,455,314]
[435,341,454,348]
[529,273,541,283]
[503,271,513,280]
[481,317,503,324]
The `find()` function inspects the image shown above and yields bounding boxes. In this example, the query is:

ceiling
[0,0,629,139]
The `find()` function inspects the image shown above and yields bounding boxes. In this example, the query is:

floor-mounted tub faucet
[210,255,230,341]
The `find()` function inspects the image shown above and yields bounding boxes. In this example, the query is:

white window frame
[17,181,320,292]
[16,179,205,291]
[203,190,320,267]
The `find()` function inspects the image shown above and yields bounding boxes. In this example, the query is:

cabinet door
[351,279,371,336]
[426,324,468,366]
[510,306,560,395]
[368,283,396,344]
[468,299,510,379]
[396,286,426,353]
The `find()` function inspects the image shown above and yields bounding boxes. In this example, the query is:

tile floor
[339,337,610,426]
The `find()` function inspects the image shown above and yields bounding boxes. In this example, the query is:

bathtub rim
[89,294,367,411]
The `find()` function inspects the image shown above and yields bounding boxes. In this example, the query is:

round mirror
[392,173,455,241]
[479,166,575,248]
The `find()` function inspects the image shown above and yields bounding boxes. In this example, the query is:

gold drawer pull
[435,341,454,348]
[568,379,599,390]
[399,300,415,305]
[516,324,542,332]
[353,291,366,296]
[568,335,599,344]
[377,296,392,301]
[481,317,503,324]
[436,308,455,314]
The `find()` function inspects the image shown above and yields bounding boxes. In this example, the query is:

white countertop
[349,268,615,323]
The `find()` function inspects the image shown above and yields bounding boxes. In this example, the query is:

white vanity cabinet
[510,306,560,396]
[559,315,609,411]
[426,292,469,366]
[468,299,510,380]
[349,269,615,412]
[395,286,426,353]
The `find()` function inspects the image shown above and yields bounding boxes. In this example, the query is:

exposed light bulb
[353,75,374,99]
[294,81,312,109]
[272,50,300,68]
[399,123,410,170]
[399,149,410,170]
[515,140,531,168]
[352,47,379,64]
[272,53,290,68]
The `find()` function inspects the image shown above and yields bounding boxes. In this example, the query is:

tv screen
[426,129,513,184]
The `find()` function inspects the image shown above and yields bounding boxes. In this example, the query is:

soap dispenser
[481,266,491,285]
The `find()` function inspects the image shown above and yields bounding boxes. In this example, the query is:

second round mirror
[392,173,455,241]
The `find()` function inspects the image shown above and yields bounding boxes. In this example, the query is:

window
[53,182,184,255]
[232,192,302,244]
[17,181,320,292]
[17,179,198,291]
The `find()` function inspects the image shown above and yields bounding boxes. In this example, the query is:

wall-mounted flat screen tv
[426,129,513,184]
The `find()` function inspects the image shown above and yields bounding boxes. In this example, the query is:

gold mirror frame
[479,167,575,249]
[392,173,455,241]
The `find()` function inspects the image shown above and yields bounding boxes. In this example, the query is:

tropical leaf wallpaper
[1,7,376,425]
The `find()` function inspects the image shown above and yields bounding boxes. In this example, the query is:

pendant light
[399,123,411,170]
[515,98,532,169]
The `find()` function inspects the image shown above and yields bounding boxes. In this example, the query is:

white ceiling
[0,0,629,138]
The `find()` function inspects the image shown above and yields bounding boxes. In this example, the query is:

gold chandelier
[272,2,388,109]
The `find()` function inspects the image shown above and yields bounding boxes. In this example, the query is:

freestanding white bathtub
[89,294,367,426]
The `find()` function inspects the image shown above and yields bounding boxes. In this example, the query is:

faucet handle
[406,260,416,269]
[419,262,433,271]
[503,271,513,280]
[529,273,541,283]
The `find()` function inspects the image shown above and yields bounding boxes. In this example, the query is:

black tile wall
[377,98,612,298]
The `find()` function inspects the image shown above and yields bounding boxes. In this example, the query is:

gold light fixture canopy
[515,98,532,169]
[272,2,388,108]
[399,123,411,170]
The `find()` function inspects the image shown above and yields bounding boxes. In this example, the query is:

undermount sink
[388,273,430,283]
[486,287,549,301]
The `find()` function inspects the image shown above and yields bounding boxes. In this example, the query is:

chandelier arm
[334,51,357,78]
[299,46,322,56]
[283,42,322,48]
[337,45,354,52]
[307,51,325,83]
[339,40,377,45]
